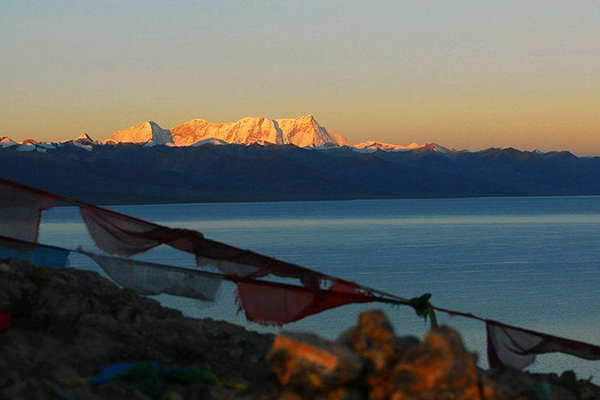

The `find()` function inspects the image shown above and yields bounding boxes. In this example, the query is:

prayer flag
[235,279,373,326]
[0,180,56,244]
[486,319,600,370]
[86,252,223,302]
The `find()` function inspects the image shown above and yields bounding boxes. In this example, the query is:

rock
[0,261,273,400]
[337,310,405,372]
[267,332,364,391]
[555,371,600,400]
[486,368,600,400]
[253,386,364,400]
[390,325,501,400]
[274,388,307,400]
[258,311,600,400]
[314,387,365,400]
[485,368,541,399]
[337,309,420,400]
[2,261,600,400]
[395,336,420,353]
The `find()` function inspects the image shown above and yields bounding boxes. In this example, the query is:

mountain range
[1,115,408,151]
[1,115,599,204]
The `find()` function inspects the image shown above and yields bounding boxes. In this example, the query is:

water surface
[39,196,600,377]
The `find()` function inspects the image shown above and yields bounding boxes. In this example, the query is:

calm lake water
[39,196,600,378]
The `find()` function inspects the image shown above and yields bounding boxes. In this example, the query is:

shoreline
[51,193,600,208]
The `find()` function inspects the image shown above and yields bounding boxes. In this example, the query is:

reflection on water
[39,196,600,378]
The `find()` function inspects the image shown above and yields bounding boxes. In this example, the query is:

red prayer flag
[80,206,204,257]
[0,179,57,244]
[235,279,374,326]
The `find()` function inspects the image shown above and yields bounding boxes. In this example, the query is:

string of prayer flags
[1,177,600,371]
[84,249,375,324]
[0,178,333,289]
[80,205,329,288]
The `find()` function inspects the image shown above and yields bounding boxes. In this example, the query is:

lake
[38,196,600,378]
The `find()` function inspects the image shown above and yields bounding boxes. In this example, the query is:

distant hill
[1,142,598,205]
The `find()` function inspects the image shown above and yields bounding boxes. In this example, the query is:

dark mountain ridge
[1,143,598,204]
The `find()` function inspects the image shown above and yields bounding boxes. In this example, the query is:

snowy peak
[0,136,17,148]
[354,141,421,153]
[1,115,454,155]
[353,141,453,155]
[170,115,352,148]
[15,139,45,152]
[20,139,39,146]
[171,117,280,146]
[192,137,229,147]
[59,133,96,151]
[108,121,173,145]
[75,133,95,143]
[273,115,352,147]
[36,142,57,150]
[418,143,451,154]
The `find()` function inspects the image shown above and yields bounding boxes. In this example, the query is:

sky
[1,0,599,155]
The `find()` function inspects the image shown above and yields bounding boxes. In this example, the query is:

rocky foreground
[0,260,598,400]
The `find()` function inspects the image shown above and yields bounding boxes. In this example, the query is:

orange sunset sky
[1,1,599,155]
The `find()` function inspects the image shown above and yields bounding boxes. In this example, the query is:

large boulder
[267,332,365,392]
[337,310,409,372]
[337,309,419,400]
[390,326,500,400]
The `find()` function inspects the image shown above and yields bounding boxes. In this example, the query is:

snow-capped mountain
[1,115,453,155]
[106,121,173,145]
[170,115,352,148]
[0,137,17,148]
[415,143,451,154]
[36,142,57,150]
[15,139,45,152]
[73,133,95,144]
[69,133,95,151]
[10,133,99,153]
[2,137,55,152]
[191,137,229,147]
[354,141,421,153]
